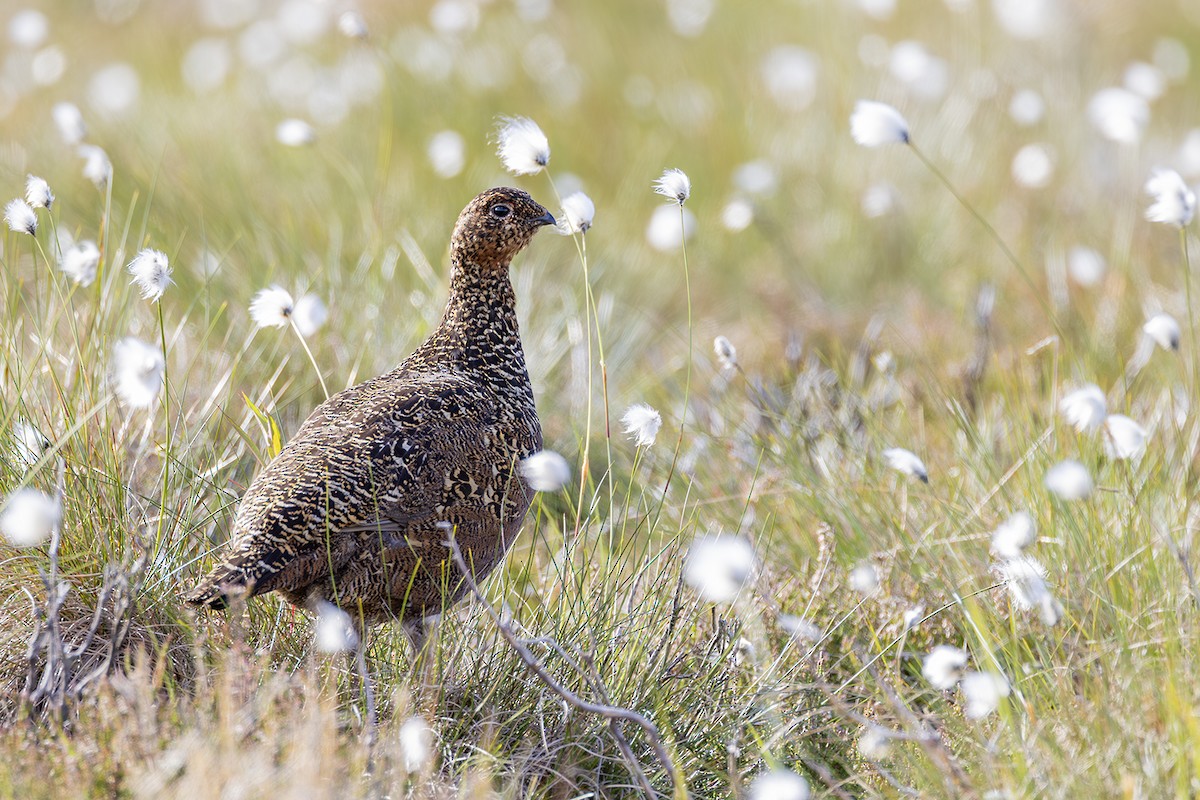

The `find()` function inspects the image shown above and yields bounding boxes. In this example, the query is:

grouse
[186,187,556,648]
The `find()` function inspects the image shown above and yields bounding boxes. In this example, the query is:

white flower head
[849,562,880,596]
[494,115,550,176]
[990,511,1036,559]
[276,118,315,147]
[748,769,809,800]
[653,168,691,205]
[1145,169,1196,228]
[922,644,968,689]
[293,293,328,337]
[249,285,296,328]
[902,604,925,630]
[995,556,1052,611]
[5,199,37,235]
[1103,414,1148,461]
[858,725,893,760]
[10,420,50,472]
[684,534,756,603]
[882,447,928,483]
[337,10,368,39]
[645,204,696,251]
[960,671,1010,720]
[53,101,86,144]
[558,191,595,234]
[78,144,112,188]
[621,403,662,447]
[398,716,433,772]
[25,175,53,209]
[1044,459,1092,501]
[0,488,60,547]
[60,240,101,286]
[520,450,571,492]
[850,100,910,147]
[427,130,465,179]
[1067,246,1106,287]
[713,335,738,370]
[1143,313,1181,351]
[127,248,172,301]
[314,601,359,653]
[1059,384,1106,433]
[111,337,165,409]
[1087,87,1149,144]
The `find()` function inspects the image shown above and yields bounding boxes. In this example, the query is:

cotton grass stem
[153,302,172,561]
[1180,227,1196,391]
[289,318,330,400]
[654,205,694,531]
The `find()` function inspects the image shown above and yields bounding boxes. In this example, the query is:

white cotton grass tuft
[337,10,368,39]
[5,199,37,235]
[713,335,738,370]
[684,534,756,603]
[849,562,880,596]
[427,130,465,178]
[1103,414,1148,461]
[902,604,925,630]
[994,556,1063,626]
[494,116,550,176]
[748,769,810,800]
[960,671,1011,720]
[111,337,165,409]
[1144,169,1196,228]
[645,204,696,251]
[11,420,50,472]
[1044,459,1092,501]
[0,488,60,548]
[60,240,101,287]
[127,248,172,301]
[519,450,571,492]
[79,144,113,188]
[276,118,316,147]
[1058,384,1106,433]
[314,602,358,653]
[721,198,755,231]
[850,100,910,147]
[249,286,296,328]
[1087,87,1148,144]
[1066,245,1106,286]
[24,175,53,209]
[558,191,595,234]
[53,102,86,144]
[922,644,968,690]
[292,294,328,337]
[621,403,662,447]
[653,168,691,205]
[882,447,928,483]
[990,511,1036,559]
[858,725,893,760]
[398,716,434,772]
[1011,143,1054,188]
[1143,313,1181,351]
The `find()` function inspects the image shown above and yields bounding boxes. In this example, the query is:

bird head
[450,187,556,267]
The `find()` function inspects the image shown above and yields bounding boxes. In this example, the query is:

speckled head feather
[186,187,554,649]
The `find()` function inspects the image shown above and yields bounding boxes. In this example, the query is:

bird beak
[534,210,556,227]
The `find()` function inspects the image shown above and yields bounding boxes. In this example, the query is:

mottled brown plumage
[186,187,555,646]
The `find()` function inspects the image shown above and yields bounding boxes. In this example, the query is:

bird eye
[490,204,512,218]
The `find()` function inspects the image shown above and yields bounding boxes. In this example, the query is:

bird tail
[184,567,250,610]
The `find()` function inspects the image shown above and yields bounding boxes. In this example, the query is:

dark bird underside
[186,187,555,644]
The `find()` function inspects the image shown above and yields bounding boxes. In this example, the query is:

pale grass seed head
[292,293,328,337]
[1067,245,1106,286]
[558,191,595,234]
[713,335,737,369]
[1058,384,1106,433]
[1144,168,1196,227]
[922,644,967,689]
[620,403,662,447]
[314,602,358,653]
[960,671,1011,720]
[684,534,755,603]
[494,115,550,175]
[337,10,368,39]
[5,198,36,235]
[24,175,53,209]
[849,562,880,596]
[646,204,696,251]
[990,511,1036,559]
[11,420,50,472]
[748,769,810,800]
[1,488,60,547]
[994,555,1053,611]
[1143,313,1181,351]
[1044,459,1092,500]
[902,604,925,630]
[1087,87,1149,144]
[850,99,910,147]
[52,101,86,144]
[427,130,465,178]
[60,240,101,286]
[112,337,165,409]
[519,450,571,492]
[1103,414,1148,461]
[398,716,433,772]
[249,285,296,328]
[127,248,171,301]
[276,118,315,146]
[78,144,112,188]
[653,168,691,205]
[858,725,893,760]
[882,447,928,482]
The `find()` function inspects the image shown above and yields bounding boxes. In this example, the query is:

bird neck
[426,256,530,383]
